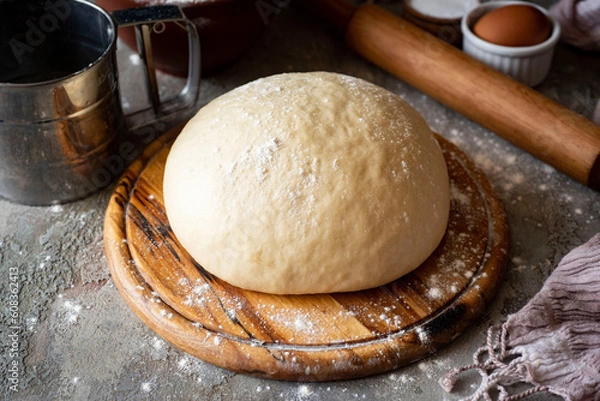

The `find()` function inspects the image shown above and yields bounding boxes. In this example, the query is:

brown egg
[473,4,552,47]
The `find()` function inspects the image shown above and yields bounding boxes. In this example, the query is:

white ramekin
[461,1,561,86]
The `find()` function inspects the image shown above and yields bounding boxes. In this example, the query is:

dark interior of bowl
[97,0,266,77]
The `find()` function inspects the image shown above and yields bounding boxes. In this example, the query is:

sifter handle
[112,6,201,132]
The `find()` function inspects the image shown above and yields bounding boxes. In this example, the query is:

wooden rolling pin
[298,0,600,190]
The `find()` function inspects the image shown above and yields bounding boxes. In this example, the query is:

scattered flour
[511,256,524,264]
[416,327,430,343]
[452,259,467,270]
[62,300,83,324]
[228,137,282,181]
[140,381,153,392]
[50,204,64,213]
[450,184,470,205]
[298,384,313,397]
[26,316,38,332]
[417,357,452,379]
[428,287,443,299]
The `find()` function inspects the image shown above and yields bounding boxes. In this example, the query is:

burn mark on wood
[421,304,467,339]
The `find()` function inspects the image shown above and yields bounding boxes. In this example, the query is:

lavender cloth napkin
[550,0,600,51]
[440,234,600,401]
[549,0,600,124]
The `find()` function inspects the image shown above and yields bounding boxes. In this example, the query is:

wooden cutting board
[103,126,509,381]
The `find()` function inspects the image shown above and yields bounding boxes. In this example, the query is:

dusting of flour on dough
[227,137,282,181]
[164,72,450,294]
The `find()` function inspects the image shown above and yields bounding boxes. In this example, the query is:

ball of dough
[164,72,450,294]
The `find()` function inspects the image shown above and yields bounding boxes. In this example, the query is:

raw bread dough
[163,72,450,294]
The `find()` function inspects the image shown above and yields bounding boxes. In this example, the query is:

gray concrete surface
[2,2,599,400]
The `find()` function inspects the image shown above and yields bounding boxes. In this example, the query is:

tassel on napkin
[440,234,600,401]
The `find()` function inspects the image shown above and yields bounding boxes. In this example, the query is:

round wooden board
[103,126,510,382]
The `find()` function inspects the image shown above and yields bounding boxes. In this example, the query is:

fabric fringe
[439,325,571,401]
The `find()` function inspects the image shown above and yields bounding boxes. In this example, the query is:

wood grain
[104,126,510,381]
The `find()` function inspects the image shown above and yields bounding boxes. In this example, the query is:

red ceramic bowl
[97,0,266,76]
